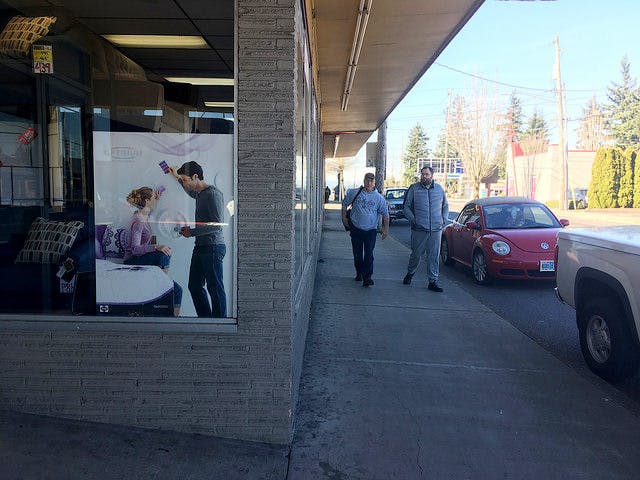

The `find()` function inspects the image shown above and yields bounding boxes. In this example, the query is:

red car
[440,197,570,284]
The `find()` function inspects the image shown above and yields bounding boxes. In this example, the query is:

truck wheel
[472,250,491,285]
[578,297,639,381]
[440,237,455,266]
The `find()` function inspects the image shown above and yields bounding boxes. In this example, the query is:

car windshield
[386,189,405,200]
[482,203,561,229]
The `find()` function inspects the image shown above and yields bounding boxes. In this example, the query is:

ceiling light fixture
[204,102,234,108]
[165,77,234,86]
[341,0,373,111]
[103,35,208,49]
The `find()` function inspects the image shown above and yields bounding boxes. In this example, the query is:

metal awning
[309,0,484,158]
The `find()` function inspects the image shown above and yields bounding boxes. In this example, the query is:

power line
[434,62,606,93]
[434,62,554,92]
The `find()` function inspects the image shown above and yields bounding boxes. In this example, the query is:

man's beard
[421,180,432,187]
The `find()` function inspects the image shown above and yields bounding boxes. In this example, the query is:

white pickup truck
[556,226,640,381]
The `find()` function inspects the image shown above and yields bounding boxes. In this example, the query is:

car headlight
[492,241,510,256]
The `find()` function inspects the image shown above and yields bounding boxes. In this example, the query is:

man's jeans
[349,226,378,279]
[189,244,226,317]
[407,229,442,283]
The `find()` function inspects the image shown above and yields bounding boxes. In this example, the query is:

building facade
[507,143,596,207]
[0,0,323,444]
[0,0,485,444]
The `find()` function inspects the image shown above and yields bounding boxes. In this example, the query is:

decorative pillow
[95,238,105,260]
[0,16,57,57]
[15,217,84,264]
[95,224,107,243]
[101,225,129,259]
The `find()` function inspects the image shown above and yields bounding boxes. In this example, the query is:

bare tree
[576,96,608,150]
[448,83,503,199]
[518,132,548,198]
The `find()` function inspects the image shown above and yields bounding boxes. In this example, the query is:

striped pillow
[15,217,84,264]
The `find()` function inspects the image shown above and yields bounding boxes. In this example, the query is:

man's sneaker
[427,282,443,293]
[354,273,363,281]
[363,278,374,287]
[402,273,413,285]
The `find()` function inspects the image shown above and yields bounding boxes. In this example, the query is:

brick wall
[0,330,291,441]
[235,0,297,443]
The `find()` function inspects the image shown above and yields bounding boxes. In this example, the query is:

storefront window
[294,12,322,293]
[0,1,235,319]
[294,40,305,281]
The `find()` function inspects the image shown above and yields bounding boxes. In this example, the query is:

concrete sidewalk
[287,208,640,478]
[3,207,640,479]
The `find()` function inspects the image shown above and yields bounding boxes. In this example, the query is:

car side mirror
[465,221,480,230]
[559,218,570,227]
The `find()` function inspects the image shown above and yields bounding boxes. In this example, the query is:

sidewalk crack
[392,389,424,478]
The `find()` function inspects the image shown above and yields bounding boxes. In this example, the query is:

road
[389,208,640,412]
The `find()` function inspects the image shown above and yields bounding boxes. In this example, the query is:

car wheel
[577,200,586,209]
[440,237,455,266]
[578,297,639,381]
[472,250,491,285]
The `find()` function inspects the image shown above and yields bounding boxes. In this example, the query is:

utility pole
[443,89,452,192]
[375,120,387,193]
[553,35,568,210]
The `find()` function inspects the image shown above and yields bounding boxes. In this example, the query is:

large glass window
[0,1,235,319]
[294,40,306,281]
[294,16,320,290]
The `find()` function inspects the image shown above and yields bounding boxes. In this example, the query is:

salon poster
[93,132,234,318]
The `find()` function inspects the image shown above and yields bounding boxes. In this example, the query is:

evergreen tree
[518,109,549,157]
[402,124,429,186]
[508,92,524,136]
[612,147,623,207]
[606,56,640,148]
[576,96,608,150]
[493,93,524,181]
[432,130,459,159]
[633,151,640,208]
[619,147,635,207]
[588,148,606,208]
[589,147,621,208]
[523,109,549,141]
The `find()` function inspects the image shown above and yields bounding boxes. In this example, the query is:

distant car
[568,188,588,209]
[440,197,570,284]
[384,188,407,222]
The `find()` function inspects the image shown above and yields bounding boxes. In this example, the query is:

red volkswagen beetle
[440,197,570,284]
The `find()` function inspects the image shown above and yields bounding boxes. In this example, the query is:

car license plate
[540,260,555,272]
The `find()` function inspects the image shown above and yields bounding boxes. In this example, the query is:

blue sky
[344,0,640,186]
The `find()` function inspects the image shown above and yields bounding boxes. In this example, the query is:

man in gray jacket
[402,166,449,292]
